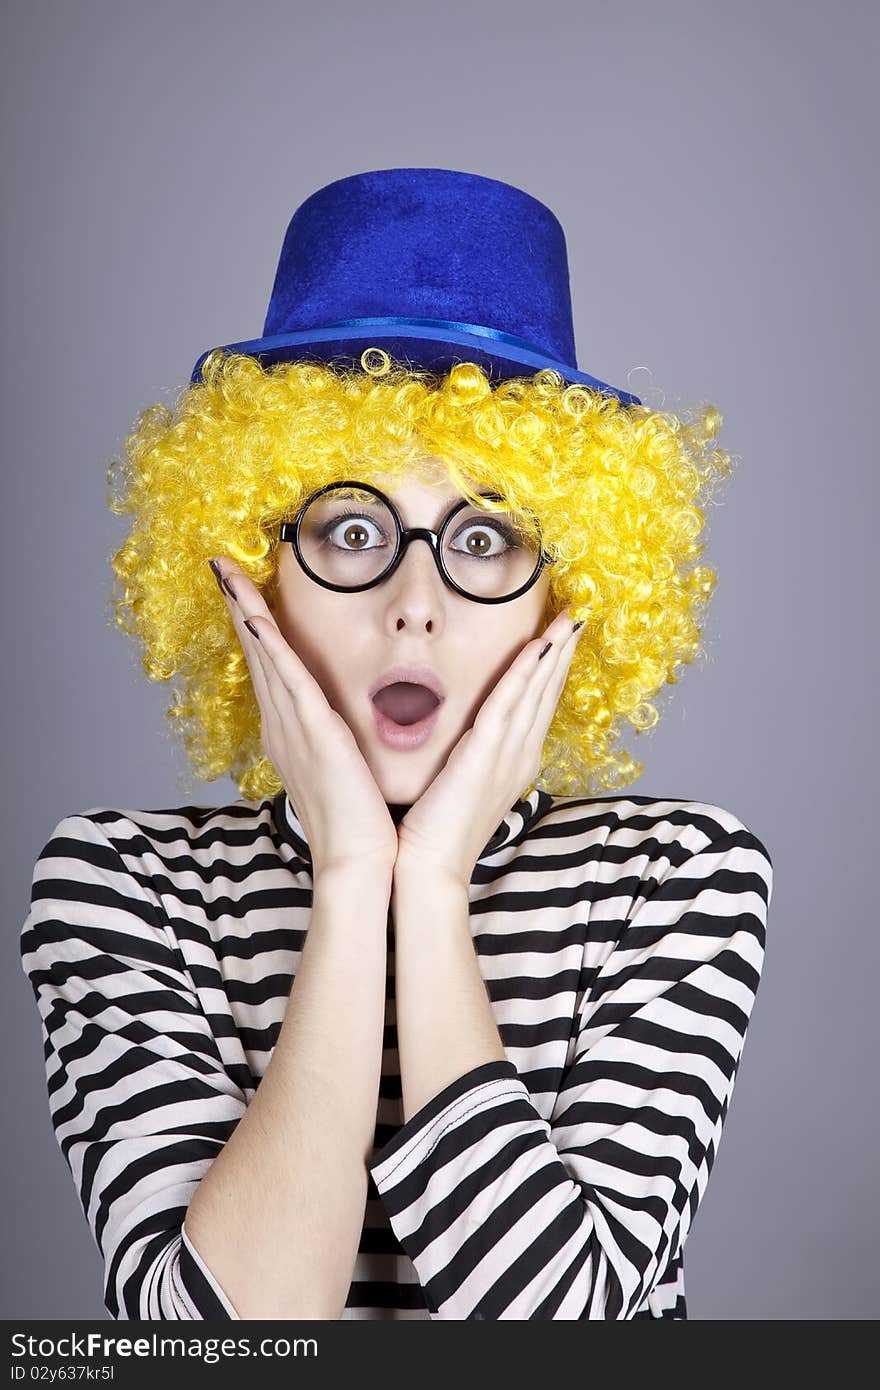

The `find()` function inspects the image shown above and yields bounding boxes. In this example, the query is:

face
[269,459,553,813]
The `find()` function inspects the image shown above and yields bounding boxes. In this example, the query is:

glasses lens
[297,486,543,598]
[297,486,397,587]
[441,501,543,599]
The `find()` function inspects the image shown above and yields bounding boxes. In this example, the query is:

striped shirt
[20,787,772,1320]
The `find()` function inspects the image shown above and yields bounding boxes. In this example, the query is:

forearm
[391,861,507,1123]
[183,860,392,1320]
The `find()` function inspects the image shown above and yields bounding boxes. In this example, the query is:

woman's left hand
[395,607,585,883]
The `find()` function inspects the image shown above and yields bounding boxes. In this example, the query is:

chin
[354,702,464,807]
[372,763,430,807]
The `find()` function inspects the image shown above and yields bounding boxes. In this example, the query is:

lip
[370,698,443,750]
[368,665,446,752]
[368,666,447,702]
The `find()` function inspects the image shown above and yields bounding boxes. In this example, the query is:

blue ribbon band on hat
[313,315,561,363]
[191,320,642,405]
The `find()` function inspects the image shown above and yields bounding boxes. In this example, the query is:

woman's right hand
[209,556,399,879]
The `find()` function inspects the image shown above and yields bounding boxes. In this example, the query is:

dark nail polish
[538,641,552,660]
[209,558,224,588]
[244,618,260,641]
[572,620,584,632]
[221,575,237,602]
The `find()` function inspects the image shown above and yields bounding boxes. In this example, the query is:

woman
[20,167,773,1320]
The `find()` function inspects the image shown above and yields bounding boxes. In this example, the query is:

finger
[503,612,582,761]
[244,616,368,779]
[210,557,286,728]
[474,605,574,738]
[210,557,334,730]
[511,614,581,733]
[238,610,333,732]
[209,558,318,760]
[239,613,292,735]
[530,618,585,743]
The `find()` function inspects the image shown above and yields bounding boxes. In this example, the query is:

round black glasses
[279,480,556,604]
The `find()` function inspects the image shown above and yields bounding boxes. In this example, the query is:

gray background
[3,0,876,1320]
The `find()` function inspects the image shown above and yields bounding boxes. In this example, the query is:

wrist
[313,855,396,890]
[392,851,470,892]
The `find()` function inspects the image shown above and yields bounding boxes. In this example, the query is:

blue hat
[190,166,642,407]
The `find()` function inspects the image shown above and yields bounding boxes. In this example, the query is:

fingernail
[244,618,261,641]
[538,641,552,660]
[208,557,236,601]
[572,620,584,632]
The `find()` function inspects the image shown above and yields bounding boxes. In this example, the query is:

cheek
[272,585,331,678]
[460,626,524,714]
[460,590,551,711]
[274,592,370,716]
[273,560,330,649]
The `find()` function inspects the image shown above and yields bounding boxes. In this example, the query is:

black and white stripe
[20,788,771,1319]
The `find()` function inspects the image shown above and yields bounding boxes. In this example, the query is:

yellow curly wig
[106,346,735,803]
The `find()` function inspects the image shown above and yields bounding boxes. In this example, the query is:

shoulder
[540,791,770,850]
[21,798,277,992]
[30,797,277,875]
[536,792,772,890]
[540,797,773,991]
[24,797,278,940]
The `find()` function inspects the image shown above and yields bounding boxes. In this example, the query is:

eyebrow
[370,486,499,530]
[400,491,491,510]
[433,493,493,526]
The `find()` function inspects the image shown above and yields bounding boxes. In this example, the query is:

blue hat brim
[189,323,642,407]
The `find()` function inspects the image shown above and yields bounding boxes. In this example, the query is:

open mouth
[371,682,441,726]
[370,682,444,750]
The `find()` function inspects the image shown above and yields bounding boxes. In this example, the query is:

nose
[381,531,449,629]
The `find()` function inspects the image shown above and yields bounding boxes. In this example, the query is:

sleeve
[19,813,248,1320]
[368,813,772,1319]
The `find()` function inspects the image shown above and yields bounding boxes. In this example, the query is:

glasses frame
[279,479,557,605]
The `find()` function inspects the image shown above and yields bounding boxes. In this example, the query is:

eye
[447,518,523,560]
[320,508,390,551]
